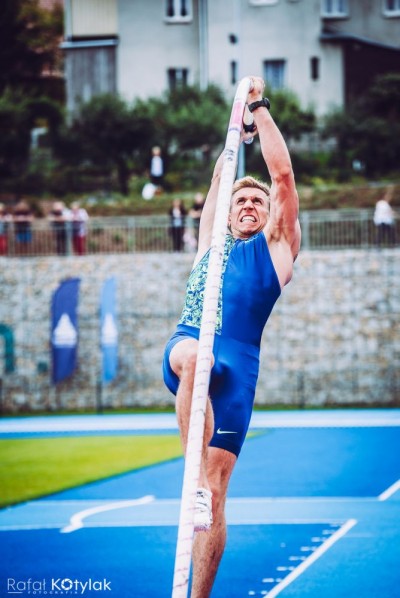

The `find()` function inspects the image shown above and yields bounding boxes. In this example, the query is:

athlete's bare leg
[169,338,215,489]
[170,340,236,596]
[191,447,237,597]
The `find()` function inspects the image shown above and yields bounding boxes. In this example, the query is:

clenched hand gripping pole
[171,77,254,598]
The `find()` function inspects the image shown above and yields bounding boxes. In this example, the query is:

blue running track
[1,410,400,597]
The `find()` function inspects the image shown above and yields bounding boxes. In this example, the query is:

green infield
[0,435,182,508]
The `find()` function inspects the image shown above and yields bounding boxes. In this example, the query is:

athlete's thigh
[209,338,259,457]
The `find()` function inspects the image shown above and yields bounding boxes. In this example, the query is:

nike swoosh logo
[216,428,237,434]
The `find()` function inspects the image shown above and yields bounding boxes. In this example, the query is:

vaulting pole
[171,77,253,598]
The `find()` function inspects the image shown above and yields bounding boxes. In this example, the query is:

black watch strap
[248,97,271,113]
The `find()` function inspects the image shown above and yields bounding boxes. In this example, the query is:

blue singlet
[162,231,281,457]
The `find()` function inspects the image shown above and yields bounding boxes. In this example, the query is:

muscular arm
[249,82,300,260]
[194,151,225,264]
[194,125,257,266]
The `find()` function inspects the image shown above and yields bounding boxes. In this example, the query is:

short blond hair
[231,176,270,211]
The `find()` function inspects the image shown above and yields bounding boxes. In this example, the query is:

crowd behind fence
[0,210,399,257]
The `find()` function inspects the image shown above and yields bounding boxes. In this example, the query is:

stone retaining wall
[0,249,399,412]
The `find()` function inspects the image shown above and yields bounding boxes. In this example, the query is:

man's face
[229,187,269,239]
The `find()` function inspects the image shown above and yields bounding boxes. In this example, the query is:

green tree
[0,92,31,180]
[134,84,230,187]
[135,84,229,154]
[166,84,229,151]
[0,0,63,98]
[0,91,64,194]
[70,94,155,195]
[267,89,315,140]
[245,89,316,180]
[62,86,229,194]
[323,73,400,178]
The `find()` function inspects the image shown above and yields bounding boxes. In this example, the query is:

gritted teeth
[241,215,256,222]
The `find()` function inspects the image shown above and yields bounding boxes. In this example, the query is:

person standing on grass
[150,146,164,191]
[162,76,301,596]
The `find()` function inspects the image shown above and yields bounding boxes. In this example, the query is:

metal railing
[0,210,398,257]
[299,209,398,250]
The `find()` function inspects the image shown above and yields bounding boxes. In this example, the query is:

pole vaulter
[171,76,254,598]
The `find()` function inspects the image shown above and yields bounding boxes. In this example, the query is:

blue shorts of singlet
[162,323,260,457]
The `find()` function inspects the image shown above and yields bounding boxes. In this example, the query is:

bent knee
[207,448,236,515]
[170,339,198,378]
[170,339,214,378]
[208,484,228,517]
[181,350,199,376]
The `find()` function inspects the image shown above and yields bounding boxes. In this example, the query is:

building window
[230,61,238,85]
[383,0,400,16]
[311,56,320,80]
[168,68,189,90]
[321,0,348,17]
[263,60,285,90]
[249,0,278,5]
[165,0,192,22]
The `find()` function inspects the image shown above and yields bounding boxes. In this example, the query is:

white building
[62,0,400,115]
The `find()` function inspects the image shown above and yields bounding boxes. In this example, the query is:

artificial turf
[0,434,182,508]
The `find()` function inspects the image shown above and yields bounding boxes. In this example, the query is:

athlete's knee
[208,474,229,513]
[209,482,228,519]
[181,353,215,386]
[171,339,214,379]
[180,348,198,377]
[207,448,236,516]
[170,340,198,378]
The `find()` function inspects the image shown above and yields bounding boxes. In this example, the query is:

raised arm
[194,151,225,264]
[194,126,257,266]
[248,78,300,260]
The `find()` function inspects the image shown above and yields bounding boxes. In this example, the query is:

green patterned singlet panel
[179,234,236,334]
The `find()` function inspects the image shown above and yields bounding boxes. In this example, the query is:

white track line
[263,519,357,597]
[60,495,154,533]
[378,479,400,501]
[2,411,400,434]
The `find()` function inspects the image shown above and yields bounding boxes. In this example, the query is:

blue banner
[101,277,118,383]
[51,278,80,385]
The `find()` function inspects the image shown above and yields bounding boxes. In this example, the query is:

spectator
[150,146,164,190]
[13,201,34,253]
[189,192,206,246]
[169,199,187,252]
[71,202,89,255]
[48,201,70,256]
[0,203,11,256]
[374,186,397,247]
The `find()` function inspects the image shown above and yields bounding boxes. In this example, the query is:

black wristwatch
[248,97,271,113]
